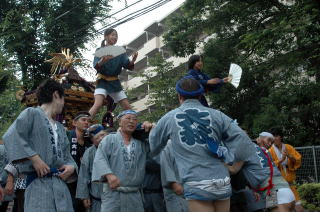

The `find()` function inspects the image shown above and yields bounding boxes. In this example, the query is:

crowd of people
[0,28,304,212]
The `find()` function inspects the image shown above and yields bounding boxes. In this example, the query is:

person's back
[157,100,232,199]
[150,77,255,212]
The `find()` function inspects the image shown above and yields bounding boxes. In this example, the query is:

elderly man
[269,128,304,212]
[149,77,255,212]
[3,79,77,212]
[228,132,296,212]
[92,110,152,212]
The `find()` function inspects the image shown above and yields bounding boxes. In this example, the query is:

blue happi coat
[93,51,131,93]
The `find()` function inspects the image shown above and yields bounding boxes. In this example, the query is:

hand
[285,152,296,162]
[30,155,50,177]
[141,121,154,132]
[83,199,91,208]
[253,191,261,202]
[281,150,288,160]
[223,76,231,83]
[5,174,14,195]
[132,52,138,63]
[171,182,184,195]
[58,165,75,181]
[99,55,113,65]
[106,174,120,190]
[207,78,222,85]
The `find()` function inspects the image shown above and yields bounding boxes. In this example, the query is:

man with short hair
[149,77,255,212]
[3,79,77,212]
[67,111,92,212]
[68,111,92,167]
[92,110,153,212]
[269,128,304,212]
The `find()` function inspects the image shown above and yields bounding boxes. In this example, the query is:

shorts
[277,188,295,204]
[94,88,127,103]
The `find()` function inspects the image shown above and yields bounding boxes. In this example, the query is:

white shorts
[94,88,127,103]
[277,188,295,204]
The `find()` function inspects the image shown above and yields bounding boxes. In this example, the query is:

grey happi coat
[3,107,77,212]
[149,99,256,201]
[76,145,102,212]
[92,131,148,212]
[160,141,188,212]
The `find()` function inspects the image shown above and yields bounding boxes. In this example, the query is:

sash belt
[97,73,119,81]
[26,168,61,187]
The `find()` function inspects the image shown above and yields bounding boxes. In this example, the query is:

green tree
[163,0,320,145]
[0,0,111,89]
[0,52,23,136]
[134,54,184,122]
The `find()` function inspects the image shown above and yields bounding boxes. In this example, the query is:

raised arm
[218,111,256,161]
[286,145,302,171]
[149,113,172,157]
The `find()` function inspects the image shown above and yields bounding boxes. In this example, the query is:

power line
[96,0,169,34]
[63,0,144,39]
[60,0,171,48]
[55,3,82,20]
[104,1,171,32]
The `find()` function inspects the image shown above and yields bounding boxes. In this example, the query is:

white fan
[228,63,242,88]
[94,46,126,58]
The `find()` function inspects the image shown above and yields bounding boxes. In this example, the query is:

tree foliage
[136,54,184,122]
[0,0,111,88]
[163,0,320,145]
[0,53,23,136]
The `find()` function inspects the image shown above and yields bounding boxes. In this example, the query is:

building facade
[121,7,210,113]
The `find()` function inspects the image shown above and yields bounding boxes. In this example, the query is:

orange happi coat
[269,144,302,183]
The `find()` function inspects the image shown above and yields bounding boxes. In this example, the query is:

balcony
[145,22,165,36]
[131,95,150,112]
[134,36,161,64]
[167,56,188,68]
[123,67,156,90]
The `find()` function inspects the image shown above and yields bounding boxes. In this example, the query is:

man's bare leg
[188,200,214,212]
[213,199,230,212]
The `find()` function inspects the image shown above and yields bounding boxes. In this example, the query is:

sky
[80,0,186,80]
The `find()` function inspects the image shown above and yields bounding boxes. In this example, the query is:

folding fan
[228,63,242,88]
[94,46,126,58]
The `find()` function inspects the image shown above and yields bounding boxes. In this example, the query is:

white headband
[259,132,274,139]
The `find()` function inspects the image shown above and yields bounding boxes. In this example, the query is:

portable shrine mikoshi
[17,48,95,129]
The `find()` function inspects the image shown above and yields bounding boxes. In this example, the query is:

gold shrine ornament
[45,48,81,75]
